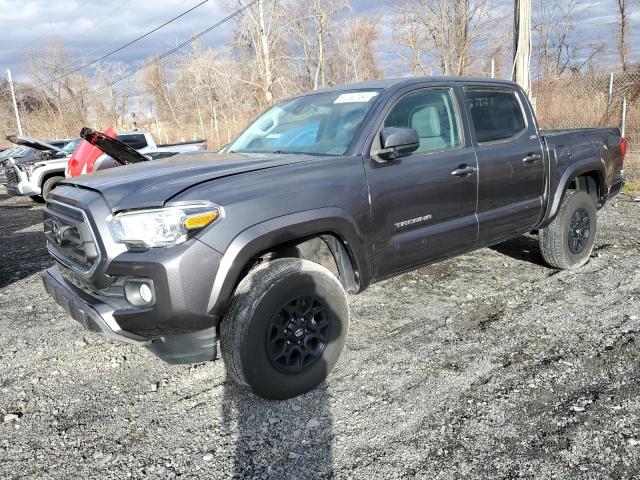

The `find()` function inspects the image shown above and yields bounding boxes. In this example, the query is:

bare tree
[533,0,605,78]
[94,63,134,129]
[234,0,284,105]
[285,0,349,90]
[393,0,497,76]
[392,9,429,76]
[335,16,383,83]
[616,0,629,72]
[24,41,91,138]
[141,60,182,130]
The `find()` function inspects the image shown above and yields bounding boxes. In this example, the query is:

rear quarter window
[465,89,526,143]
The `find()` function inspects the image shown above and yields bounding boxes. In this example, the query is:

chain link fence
[532,69,640,181]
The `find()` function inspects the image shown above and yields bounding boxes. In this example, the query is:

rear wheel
[539,190,597,269]
[41,175,65,200]
[221,258,349,400]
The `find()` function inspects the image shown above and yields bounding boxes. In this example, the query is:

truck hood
[6,135,65,153]
[62,151,315,210]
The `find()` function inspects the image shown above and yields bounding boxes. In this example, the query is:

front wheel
[41,175,65,200]
[539,189,597,269]
[221,258,349,400]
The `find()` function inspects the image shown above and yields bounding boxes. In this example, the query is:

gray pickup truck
[42,77,625,399]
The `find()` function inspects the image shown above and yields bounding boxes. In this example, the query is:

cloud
[0,0,634,84]
[0,0,234,81]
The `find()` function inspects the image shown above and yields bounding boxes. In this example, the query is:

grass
[623,180,640,198]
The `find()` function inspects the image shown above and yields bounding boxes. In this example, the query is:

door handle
[522,153,542,164]
[451,164,477,177]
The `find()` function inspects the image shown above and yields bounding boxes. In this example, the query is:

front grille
[55,260,131,309]
[4,165,19,187]
[44,200,102,276]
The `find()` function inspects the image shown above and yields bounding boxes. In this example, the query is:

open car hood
[6,135,65,153]
[80,127,149,164]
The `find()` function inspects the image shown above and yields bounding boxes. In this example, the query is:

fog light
[124,279,155,307]
[139,283,152,303]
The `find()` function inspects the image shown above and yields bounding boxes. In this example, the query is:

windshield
[0,149,16,159]
[228,90,381,156]
[0,147,26,159]
[61,138,81,154]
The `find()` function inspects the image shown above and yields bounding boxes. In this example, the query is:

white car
[2,137,80,201]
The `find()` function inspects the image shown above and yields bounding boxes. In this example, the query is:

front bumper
[42,266,149,345]
[41,185,224,363]
[4,167,40,196]
[43,266,219,364]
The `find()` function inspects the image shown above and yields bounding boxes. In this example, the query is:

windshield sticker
[334,92,379,104]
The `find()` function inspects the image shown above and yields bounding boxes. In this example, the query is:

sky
[0,0,638,83]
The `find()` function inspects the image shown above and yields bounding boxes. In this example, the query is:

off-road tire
[220,258,349,400]
[539,189,597,269]
[41,176,65,200]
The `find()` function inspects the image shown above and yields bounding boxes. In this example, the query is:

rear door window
[117,134,148,150]
[465,89,526,143]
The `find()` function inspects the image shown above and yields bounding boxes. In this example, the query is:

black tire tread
[42,176,64,200]
[539,189,596,269]
[220,258,348,392]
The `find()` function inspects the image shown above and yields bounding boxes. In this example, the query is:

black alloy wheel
[220,258,350,399]
[266,295,330,374]
[568,207,591,254]
[539,189,597,270]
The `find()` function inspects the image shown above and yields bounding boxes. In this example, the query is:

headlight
[110,204,221,249]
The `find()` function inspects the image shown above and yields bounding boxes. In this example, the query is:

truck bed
[540,127,625,212]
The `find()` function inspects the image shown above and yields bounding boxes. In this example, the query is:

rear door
[364,84,479,279]
[464,85,544,245]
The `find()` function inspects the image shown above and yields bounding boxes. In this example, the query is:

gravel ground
[0,185,639,479]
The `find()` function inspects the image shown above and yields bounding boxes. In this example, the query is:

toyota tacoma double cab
[42,77,625,399]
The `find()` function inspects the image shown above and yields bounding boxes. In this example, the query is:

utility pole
[6,69,23,136]
[512,0,532,96]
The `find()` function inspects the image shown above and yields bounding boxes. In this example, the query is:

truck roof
[308,76,520,95]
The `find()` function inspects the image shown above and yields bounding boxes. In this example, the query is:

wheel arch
[39,169,66,188]
[539,160,606,228]
[206,208,371,318]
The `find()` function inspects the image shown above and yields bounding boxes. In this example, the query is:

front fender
[206,207,372,318]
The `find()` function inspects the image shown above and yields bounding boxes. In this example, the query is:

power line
[35,0,209,90]
[56,0,258,108]
[77,0,191,61]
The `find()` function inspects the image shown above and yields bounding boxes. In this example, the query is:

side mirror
[373,127,420,161]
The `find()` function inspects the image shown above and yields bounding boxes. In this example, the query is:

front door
[364,86,479,279]
[464,86,545,245]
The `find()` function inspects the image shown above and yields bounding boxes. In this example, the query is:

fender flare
[206,207,372,318]
[38,167,67,188]
[539,158,606,227]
